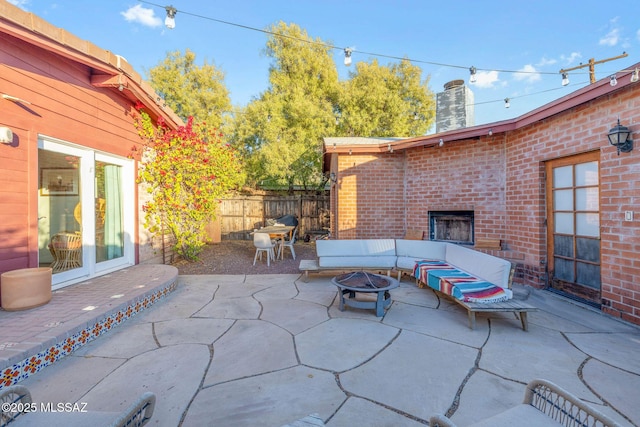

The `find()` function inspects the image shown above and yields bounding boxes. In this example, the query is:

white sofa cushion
[395,240,448,270]
[395,240,447,259]
[316,239,396,257]
[318,255,397,269]
[316,239,397,269]
[444,243,512,289]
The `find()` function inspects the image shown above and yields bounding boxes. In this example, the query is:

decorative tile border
[0,280,177,390]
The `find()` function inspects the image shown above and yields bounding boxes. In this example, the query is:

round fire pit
[331,272,399,317]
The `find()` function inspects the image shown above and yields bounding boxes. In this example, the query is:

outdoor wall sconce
[607,118,633,155]
[0,127,13,144]
[329,172,337,183]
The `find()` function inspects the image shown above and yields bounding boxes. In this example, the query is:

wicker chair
[429,379,621,427]
[0,385,155,427]
[48,232,82,273]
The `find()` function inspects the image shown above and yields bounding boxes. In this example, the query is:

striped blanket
[413,259,512,303]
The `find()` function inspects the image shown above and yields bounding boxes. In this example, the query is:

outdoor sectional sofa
[299,239,537,330]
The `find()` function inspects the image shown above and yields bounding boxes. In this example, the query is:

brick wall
[331,82,640,325]
[334,153,405,239]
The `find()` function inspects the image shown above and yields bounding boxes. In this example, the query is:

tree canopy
[147,49,230,131]
[338,59,435,137]
[228,22,436,191]
[147,24,436,193]
[229,22,340,191]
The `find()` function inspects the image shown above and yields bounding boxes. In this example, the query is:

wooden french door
[545,152,601,305]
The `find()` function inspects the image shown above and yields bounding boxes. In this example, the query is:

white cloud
[536,57,557,67]
[121,5,161,28]
[600,28,620,46]
[514,64,541,83]
[599,18,621,46]
[473,70,500,88]
[560,52,582,66]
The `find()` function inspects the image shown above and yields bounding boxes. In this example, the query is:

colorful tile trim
[0,281,177,390]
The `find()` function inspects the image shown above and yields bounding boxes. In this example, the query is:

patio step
[0,264,178,389]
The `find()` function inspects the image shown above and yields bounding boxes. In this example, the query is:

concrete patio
[8,272,640,426]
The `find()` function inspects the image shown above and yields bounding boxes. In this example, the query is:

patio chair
[429,378,621,427]
[48,232,82,273]
[253,232,276,266]
[280,227,298,260]
[0,384,156,426]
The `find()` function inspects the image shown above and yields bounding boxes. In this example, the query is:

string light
[561,73,569,86]
[504,98,510,108]
[610,75,618,87]
[469,66,477,84]
[344,48,353,66]
[631,68,640,83]
[164,5,176,29]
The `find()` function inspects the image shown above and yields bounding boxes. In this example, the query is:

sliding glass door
[38,137,134,288]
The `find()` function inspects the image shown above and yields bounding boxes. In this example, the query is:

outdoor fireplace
[429,211,474,245]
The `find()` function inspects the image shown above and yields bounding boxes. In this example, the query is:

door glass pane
[554,189,573,210]
[38,150,83,273]
[554,212,574,234]
[576,213,599,237]
[553,165,573,188]
[575,161,598,186]
[576,238,600,262]
[554,257,574,282]
[577,262,600,288]
[576,188,599,211]
[96,161,124,262]
[554,235,574,257]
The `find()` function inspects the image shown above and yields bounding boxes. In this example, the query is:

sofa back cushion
[395,240,447,259]
[316,239,396,257]
[444,244,512,289]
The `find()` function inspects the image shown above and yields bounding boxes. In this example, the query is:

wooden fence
[219,194,330,240]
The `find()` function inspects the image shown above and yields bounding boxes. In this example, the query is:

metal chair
[253,232,276,266]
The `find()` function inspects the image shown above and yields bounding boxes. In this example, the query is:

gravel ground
[172,239,317,275]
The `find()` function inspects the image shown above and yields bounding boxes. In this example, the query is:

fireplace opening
[429,211,474,245]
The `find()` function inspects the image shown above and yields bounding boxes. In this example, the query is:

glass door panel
[38,140,91,285]
[95,161,124,262]
[546,153,601,305]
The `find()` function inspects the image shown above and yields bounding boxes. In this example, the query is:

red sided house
[0,2,182,289]
[325,65,640,325]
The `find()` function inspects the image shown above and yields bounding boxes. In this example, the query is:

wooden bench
[417,263,537,331]
[298,259,393,282]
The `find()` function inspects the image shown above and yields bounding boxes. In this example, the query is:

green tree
[338,59,435,137]
[229,22,340,191]
[147,49,230,131]
[133,104,243,260]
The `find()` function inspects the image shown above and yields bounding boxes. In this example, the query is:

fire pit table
[331,271,399,317]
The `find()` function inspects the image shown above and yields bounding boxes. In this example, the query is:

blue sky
[10,0,640,131]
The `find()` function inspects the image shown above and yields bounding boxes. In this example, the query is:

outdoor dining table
[253,225,295,260]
